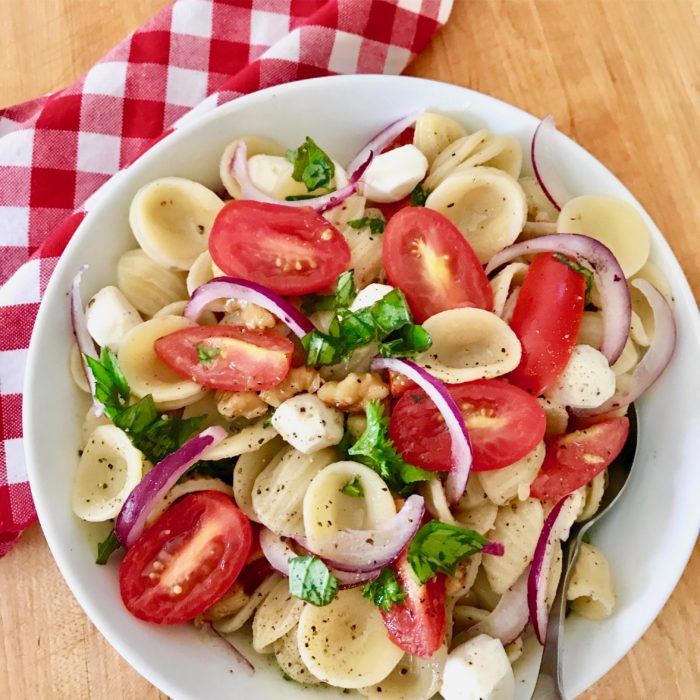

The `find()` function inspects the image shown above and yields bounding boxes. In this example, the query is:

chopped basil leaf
[288,556,338,606]
[112,394,158,435]
[285,192,331,201]
[582,531,592,545]
[348,401,432,495]
[84,347,130,420]
[286,137,335,192]
[369,288,413,336]
[301,270,357,315]
[379,324,432,358]
[127,412,206,465]
[262,417,272,429]
[196,344,220,366]
[407,521,489,584]
[553,253,594,300]
[347,216,386,234]
[183,457,236,486]
[410,184,430,207]
[95,529,120,565]
[361,568,406,611]
[301,330,346,366]
[340,475,364,497]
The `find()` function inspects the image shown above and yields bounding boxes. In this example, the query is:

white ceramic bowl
[24,75,700,699]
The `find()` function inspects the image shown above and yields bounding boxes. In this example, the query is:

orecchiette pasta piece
[537,397,569,437]
[202,582,249,621]
[453,605,489,627]
[611,337,640,376]
[146,477,233,527]
[129,177,224,270]
[117,249,188,318]
[482,498,544,595]
[252,575,305,654]
[545,540,563,609]
[446,553,482,599]
[79,405,111,450]
[186,250,216,297]
[455,135,523,179]
[417,308,522,384]
[631,260,672,303]
[343,226,385,289]
[424,130,491,190]
[566,542,616,620]
[557,196,650,278]
[457,474,490,510]
[200,416,278,460]
[629,283,659,345]
[323,193,367,229]
[629,309,650,347]
[520,221,558,240]
[303,461,395,550]
[504,635,524,664]
[85,286,142,351]
[117,316,207,410]
[577,311,604,350]
[454,500,498,536]
[471,567,501,612]
[213,573,280,634]
[220,135,286,198]
[476,441,546,505]
[425,166,527,263]
[490,262,528,318]
[72,425,144,522]
[358,646,447,700]
[233,437,285,522]
[518,176,559,223]
[252,445,337,537]
[180,391,228,428]
[413,111,468,165]
[576,470,607,522]
[297,588,404,688]
[272,627,322,685]
[70,343,90,393]
[421,478,456,525]
[346,413,368,440]
[500,287,520,325]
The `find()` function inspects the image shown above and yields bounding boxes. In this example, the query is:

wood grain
[1,1,698,698]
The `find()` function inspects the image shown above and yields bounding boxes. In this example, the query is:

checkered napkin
[0,0,453,556]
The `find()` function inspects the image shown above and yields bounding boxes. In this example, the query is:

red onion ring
[294,494,424,573]
[485,234,631,364]
[184,276,313,338]
[528,495,569,644]
[115,426,227,547]
[466,571,529,645]
[530,115,573,211]
[231,141,372,214]
[371,357,473,505]
[346,112,420,175]
[70,266,102,416]
[259,528,382,589]
[576,279,676,416]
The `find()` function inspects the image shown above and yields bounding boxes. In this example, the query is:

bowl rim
[23,73,700,699]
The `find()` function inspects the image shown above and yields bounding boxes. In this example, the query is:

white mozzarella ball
[271,393,344,454]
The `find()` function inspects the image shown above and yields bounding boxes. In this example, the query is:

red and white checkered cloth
[0,0,452,556]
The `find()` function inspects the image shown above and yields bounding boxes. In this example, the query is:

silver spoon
[531,404,639,700]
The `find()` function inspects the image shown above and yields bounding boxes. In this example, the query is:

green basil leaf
[196,344,221,366]
[370,288,413,336]
[301,270,357,315]
[183,457,236,486]
[336,307,376,350]
[84,347,130,419]
[553,253,594,301]
[301,330,346,366]
[379,324,432,358]
[407,521,489,584]
[288,556,338,606]
[347,217,386,234]
[361,568,406,611]
[112,394,159,436]
[286,137,335,192]
[340,475,364,497]
[95,529,120,565]
[410,184,430,207]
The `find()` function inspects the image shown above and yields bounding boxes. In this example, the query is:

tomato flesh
[529,417,630,501]
[383,207,493,322]
[508,253,586,396]
[381,554,446,659]
[209,200,350,295]
[120,492,252,624]
[390,380,546,472]
[154,324,293,392]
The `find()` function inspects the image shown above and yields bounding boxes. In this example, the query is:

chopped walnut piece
[201,582,250,621]
[259,366,321,407]
[223,298,276,330]
[317,372,389,413]
[215,390,268,419]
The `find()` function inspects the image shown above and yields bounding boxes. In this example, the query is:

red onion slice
[185,276,313,338]
[371,357,473,505]
[204,624,255,676]
[115,426,227,547]
[70,266,102,416]
[295,494,424,573]
[576,279,676,416]
[528,495,569,644]
[346,112,420,175]
[231,141,371,214]
[259,528,381,588]
[466,571,529,645]
[485,234,631,364]
[530,115,573,211]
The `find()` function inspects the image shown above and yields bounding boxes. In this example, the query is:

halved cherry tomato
[529,417,630,501]
[382,126,415,153]
[383,208,493,322]
[381,554,446,659]
[508,253,585,396]
[388,370,417,397]
[154,324,293,391]
[390,380,546,472]
[209,201,350,295]
[120,492,252,624]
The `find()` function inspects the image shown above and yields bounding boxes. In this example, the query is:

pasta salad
[69,110,676,699]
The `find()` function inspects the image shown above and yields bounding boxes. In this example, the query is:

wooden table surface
[1,1,698,698]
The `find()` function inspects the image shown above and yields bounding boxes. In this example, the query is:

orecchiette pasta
[200,416,278,460]
[213,574,280,634]
[454,135,522,179]
[576,470,608,522]
[476,441,546,505]
[490,262,528,318]
[566,543,616,620]
[233,437,285,522]
[252,575,305,653]
[424,130,491,190]
[518,176,559,224]
[186,250,216,296]
[272,627,322,685]
[413,111,468,166]
[70,343,90,393]
[145,476,233,527]
[220,135,286,199]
